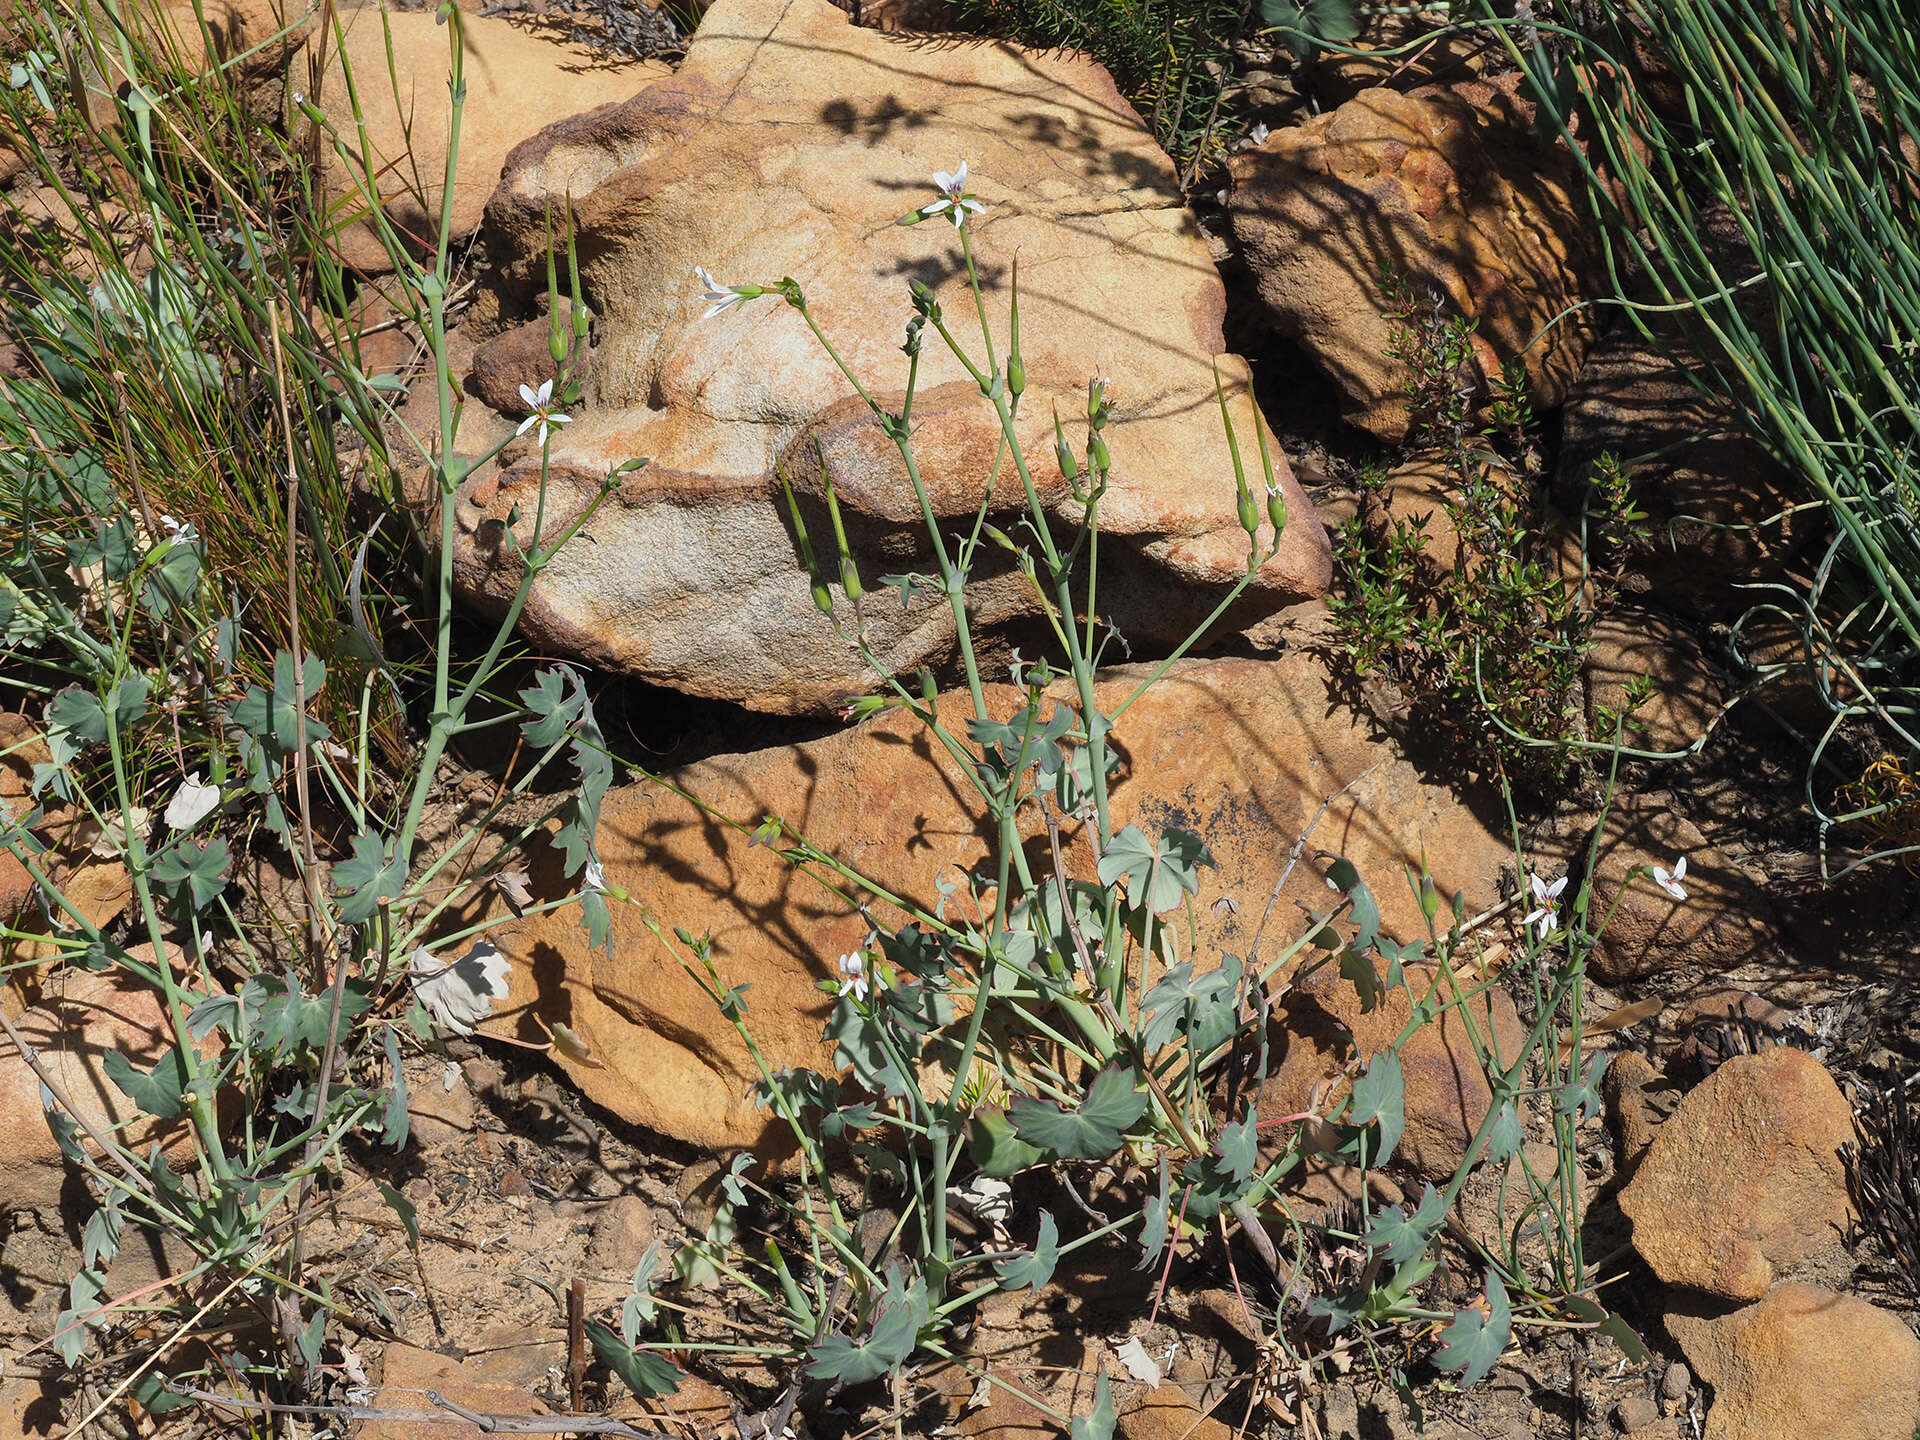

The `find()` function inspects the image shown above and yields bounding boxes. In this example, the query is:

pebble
[1661,1362,1691,1404]
[1615,1395,1660,1433]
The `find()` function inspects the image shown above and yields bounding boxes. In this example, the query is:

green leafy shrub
[1327,274,1646,793]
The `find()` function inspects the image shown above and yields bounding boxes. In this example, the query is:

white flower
[158,513,197,544]
[921,162,986,228]
[583,857,606,893]
[514,378,572,447]
[694,266,761,320]
[1521,871,1568,942]
[1247,122,1270,146]
[1651,854,1689,901]
[836,951,869,1002]
[163,771,220,832]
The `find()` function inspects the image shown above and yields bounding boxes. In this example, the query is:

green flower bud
[919,668,938,705]
[1054,415,1078,483]
[1088,432,1110,473]
[549,315,568,368]
[1237,487,1260,538]
[1007,353,1025,398]
[811,578,835,614]
[1266,486,1289,535]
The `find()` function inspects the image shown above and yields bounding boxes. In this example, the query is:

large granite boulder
[479,653,1511,1151]
[457,0,1330,715]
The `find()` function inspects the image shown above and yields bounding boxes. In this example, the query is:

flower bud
[1237,487,1260,538]
[919,668,938,706]
[1053,411,1078,482]
[1088,432,1110,473]
[1007,353,1025,398]
[549,313,568,368]
[1266,486,1289,535]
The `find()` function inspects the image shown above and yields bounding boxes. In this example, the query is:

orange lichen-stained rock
[484,653,1511,1150]
[1620,1047,1853,1301]
[0,961,215,1215]
[1665,1284,1920,1440]
[459,0,1329,715]
[1255,960,1525,1182]
[1226,76,1600,442]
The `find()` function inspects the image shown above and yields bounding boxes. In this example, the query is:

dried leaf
[1556,996,1663,1063]
[1115,1335,1161,1389]
[549,1021,605,1068]
[409,942,510,1036]
[494,866,534,914]
[163,773,220,832]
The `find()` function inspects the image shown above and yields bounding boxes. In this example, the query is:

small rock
[1260,962,1525,1182]
[1665,1283,1920,1440]
[1119,1383,1233,1440]
[406,1060,477,1147]
[1622,1421,1681,1440]
[496,1167,533,1199]
[1557,322,1806,622]
[488,655,1513,1153]
[1226,76,1599,441]
[3,859,133,982]
[467,303,580,419]
[1614,1394,1660,1433]
[1660,1361,1691,1405]
[587,1193,658,1276]
[0,712,49,806]
[361,1345,545,1440]
[1583,609,1723,754]
[467,0,1331,715]
[1319,1384,1361,1439]
[1576,799,1779,983]
[0,963,214,1216]
[1602,1049,1668,1179]
[305,10,669,273]
[1619,1047,1853,1301]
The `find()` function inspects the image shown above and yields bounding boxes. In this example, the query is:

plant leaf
[1482,1098,1523,1167]
[1363,1183,1446,1265]
[587,1321,685,1397]
[1436,1268,1511,1389]
[804,1274,926,1385]
[1008,1065,1149,1161]
[380,1027,410,1150]
[1347,1051,1404,1167]
[151,836,230,912]
[968,1104,1047,1177]
[333,830,406,926]
[996,1211,1059,1292]
[1070,1366,1116,1440]
[103,1044,189,1120]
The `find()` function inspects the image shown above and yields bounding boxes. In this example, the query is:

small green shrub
[1327,275,1646,794]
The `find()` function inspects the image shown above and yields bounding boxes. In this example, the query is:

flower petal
[519,382,540,409]
[516,414,537,436]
